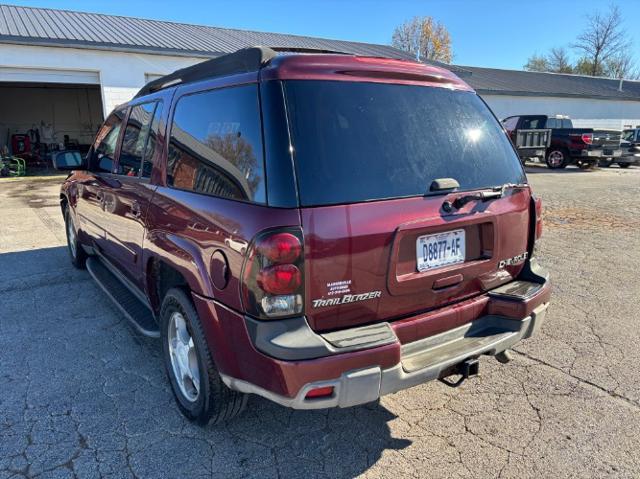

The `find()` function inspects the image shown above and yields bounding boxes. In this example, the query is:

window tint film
[520,117,544,129]
[502,117,518,131]
[89,110,124,173]
[119,102,157,177]
[141,103,163,178]
[167,85,266,203]
[284,81,526,206]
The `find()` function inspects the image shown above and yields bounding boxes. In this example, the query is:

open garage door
[0,70,103,169]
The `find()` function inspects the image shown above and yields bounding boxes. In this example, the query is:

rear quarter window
[284,81,525,206]
[167,84,266,203]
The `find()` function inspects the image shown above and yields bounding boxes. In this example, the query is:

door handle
[131,201,142,218]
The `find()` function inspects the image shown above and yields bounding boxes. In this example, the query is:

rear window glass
[284,81,525,207]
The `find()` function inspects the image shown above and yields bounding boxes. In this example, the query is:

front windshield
[623,130,635,142]
[284,80,526,207]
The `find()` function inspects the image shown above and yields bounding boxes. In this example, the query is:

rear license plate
[416,229,465,272]
[603,149,621,157]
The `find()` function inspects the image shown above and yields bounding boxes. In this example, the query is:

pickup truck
[606,128,640,168]
[502,115,622,169]
[502,123,551,164]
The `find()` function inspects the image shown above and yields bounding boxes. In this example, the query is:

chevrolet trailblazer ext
[56,47,550,424]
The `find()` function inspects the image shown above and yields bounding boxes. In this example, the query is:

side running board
[86,257,159,338]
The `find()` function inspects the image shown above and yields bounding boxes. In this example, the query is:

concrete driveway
[1,168,639,478]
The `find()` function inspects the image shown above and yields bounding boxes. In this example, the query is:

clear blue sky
[8,0,640,70]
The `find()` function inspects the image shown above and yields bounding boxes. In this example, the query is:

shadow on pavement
[1,245,411,478]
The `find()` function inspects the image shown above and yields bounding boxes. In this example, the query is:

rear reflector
[305,386,334,399]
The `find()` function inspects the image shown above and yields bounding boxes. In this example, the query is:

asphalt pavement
[1,166,639,478]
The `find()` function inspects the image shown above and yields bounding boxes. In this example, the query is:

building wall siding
[0,43,204,116]
[482,94,640,130]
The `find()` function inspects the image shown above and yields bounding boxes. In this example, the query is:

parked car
[501,117,551,163]
[502,115,622,169]
[605,128,640,168]
[57,47,551,424]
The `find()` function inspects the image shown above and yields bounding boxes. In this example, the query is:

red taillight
[534,196,543,240]
[257,232,302,264]
[305,386,334,399]
[257,264,302,295]
[241,228,304,319]
[581,133,593,145]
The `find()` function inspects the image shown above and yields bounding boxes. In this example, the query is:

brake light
[581,133,593,144]
[241,228,304,319]
[534,196,543,240]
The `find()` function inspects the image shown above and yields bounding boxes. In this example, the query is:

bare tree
[391,16,452,63]
[525,48,574,73]
[572,5,629,76]
[524,54,550,72]
[548,47,574,73]
[604,54,639,80]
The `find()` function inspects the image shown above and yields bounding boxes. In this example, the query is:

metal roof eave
[475,88,640,102]
[0,36,224,58]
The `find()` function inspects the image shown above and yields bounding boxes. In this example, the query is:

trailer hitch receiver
[438,358,480,388]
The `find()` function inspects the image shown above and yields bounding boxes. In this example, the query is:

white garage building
[0,4,408,156]
[452,65,640,130]
[1,4,639,157]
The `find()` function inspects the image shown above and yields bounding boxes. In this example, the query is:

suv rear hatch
[283,80,532,332]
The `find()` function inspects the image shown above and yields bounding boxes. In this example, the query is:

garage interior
[0,80,103,169]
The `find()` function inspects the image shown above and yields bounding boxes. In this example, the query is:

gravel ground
[1,166,639,479]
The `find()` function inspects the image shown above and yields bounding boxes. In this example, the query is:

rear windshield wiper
[452,183,528,209]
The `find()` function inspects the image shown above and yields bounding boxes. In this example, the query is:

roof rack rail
[134,46,278,98]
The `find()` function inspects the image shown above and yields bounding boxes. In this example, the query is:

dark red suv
[57,47,550,424]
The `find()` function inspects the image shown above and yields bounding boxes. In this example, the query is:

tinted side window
[502,117,518,131]
[141,103,163,178]
[546,118,557,129]
[89,110,124,173]
[520,117,543,129]
[562,119,573,128]
[118,102,157,177]
[167,85,265,203]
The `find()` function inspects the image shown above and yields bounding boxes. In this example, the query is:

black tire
[599,158,613,168]
[618,163,631,169]
[545,149,569,169]
[160,288,247,425]
[64,206,87,269]
[577,160,595,170]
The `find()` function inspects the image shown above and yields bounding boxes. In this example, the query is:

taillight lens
[258,232,302,264]
[581,133,593,144]
[534,196,543,240]
[257,264,302,295]
[241,228,304,319]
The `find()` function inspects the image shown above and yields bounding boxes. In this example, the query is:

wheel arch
[144,233,215,313]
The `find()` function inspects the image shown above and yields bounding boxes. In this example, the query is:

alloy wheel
[168,311,201,402]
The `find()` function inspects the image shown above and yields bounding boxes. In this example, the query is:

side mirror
[53,150,86,171]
